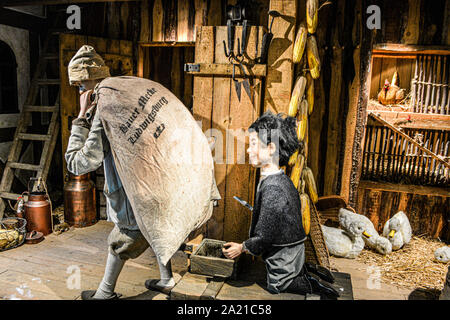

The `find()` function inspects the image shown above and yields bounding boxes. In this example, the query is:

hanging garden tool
[237,62,252,101]
[236,19,252,102]
[223,19,236,60]
[232,64,242,101]
[259,10,281,64]
[223,4,252,102]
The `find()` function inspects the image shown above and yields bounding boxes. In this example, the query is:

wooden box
[190,238,239,279]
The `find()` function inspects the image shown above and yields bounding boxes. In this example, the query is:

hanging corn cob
[303,167,318,204]
[299,193,311,235]
[306,73,314,115]
[293,22,307,64]
[307,35,321,79]
[303,119,309,158]
[306,0,318,34]
[296,99,308,142]
[288,76,307,117]
[298,177,306,194]
[288,149,299,167]
[289,154,305,189]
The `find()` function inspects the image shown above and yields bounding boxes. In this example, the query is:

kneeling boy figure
[222,112,339,299]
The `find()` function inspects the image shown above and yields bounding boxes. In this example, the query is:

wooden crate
[190,238,239,279]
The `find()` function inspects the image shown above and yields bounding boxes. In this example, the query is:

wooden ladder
[0,31,61,218]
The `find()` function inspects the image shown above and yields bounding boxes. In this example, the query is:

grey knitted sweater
[243,172,307,257]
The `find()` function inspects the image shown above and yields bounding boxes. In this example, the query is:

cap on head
[68,45,110,86]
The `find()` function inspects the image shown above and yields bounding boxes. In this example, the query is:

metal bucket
[64,173,97,228]
[24,192,52,236]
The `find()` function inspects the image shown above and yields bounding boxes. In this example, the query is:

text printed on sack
[118,87,169,145]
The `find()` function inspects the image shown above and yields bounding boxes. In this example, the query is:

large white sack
[95,76,220,265]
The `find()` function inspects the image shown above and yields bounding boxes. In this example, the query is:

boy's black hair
[249,111,302,166]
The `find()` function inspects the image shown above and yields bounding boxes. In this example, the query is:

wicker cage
[304,202,330,269]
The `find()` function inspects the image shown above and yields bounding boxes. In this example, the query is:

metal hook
[223,19,235,60]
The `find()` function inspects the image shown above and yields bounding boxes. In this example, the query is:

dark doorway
[0,41,19,114]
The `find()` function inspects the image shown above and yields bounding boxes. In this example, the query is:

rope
[411,80,449,87]
[38,177,54,233]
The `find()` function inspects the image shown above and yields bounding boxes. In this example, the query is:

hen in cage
[377,71,406,106]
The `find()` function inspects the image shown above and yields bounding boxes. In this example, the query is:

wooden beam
[359,180,450,197]
[0,7,46,31]
[348,0,377,208]
[367,109,450,131]
[373,44,450,55]
[0,114,19,129]
[371,53,417,59]
[340,0,363,204]
[0,0,140,5]
[401,0,421,45]
[185,63,267,78]
[139,0,150,42]
[324,0,345,196]
[139,41,195,47]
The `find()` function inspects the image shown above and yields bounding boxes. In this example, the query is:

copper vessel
[64,173,97,228]
[24,192,52,236]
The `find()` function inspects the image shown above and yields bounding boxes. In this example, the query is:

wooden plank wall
[46,0,449,226]
[192,26,264,243]
[357,181,449,241]
[263,0,297,114]
[140,46,194,110]
[139,0,270,43]
[59,34,133,215]
[345,0,449,207]
[59,34,133,177]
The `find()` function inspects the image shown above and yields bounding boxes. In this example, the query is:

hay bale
[356,236,449,290]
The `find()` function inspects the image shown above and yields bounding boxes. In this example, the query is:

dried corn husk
[300,193,311,235]
[307,35,321,79]
[289,76,307,117]
[304,125,309,159]
[306,72,314,114]
[288,150,299,167]
[293,22,307,64]
[356,236,449,291]
[296,99,308,141]
[303,167,318,204]
[306,0,319,34]
[290,154,305,189]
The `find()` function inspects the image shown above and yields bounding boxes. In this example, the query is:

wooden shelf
[373,44,450,56]
[367,108,450,131]
[184,63,267,78]
[139,41,195,47]
[359,180,450,197]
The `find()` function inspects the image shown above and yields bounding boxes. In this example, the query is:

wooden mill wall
[328,0,450,207]
[46,0,449,241]
[357,181,449,241]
